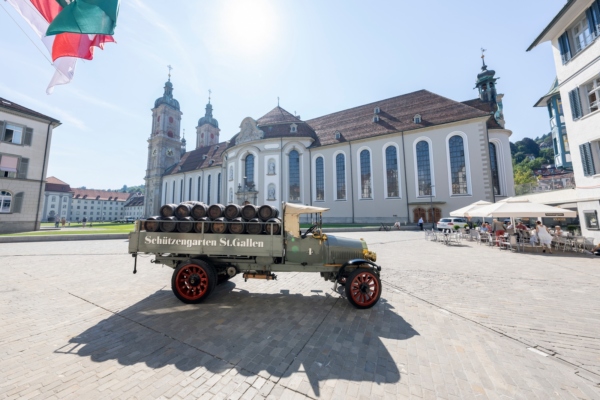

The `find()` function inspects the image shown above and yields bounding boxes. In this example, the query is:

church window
[360,149,372,199]
[289,150,300,202]
[197,177,201,200]
[168,131,173,138]
[315,157,324,201]
[52,196,56,202]
[188,178,192,201]
[489,142,501,196]
[449,135,468,195]
[169,116,173,123]
[207,175,212,204]
[416,141,432,196]
[335,153,346,200]
[180,179,183,202]
[172,181,175,203]
[385,146,399,197]
[217,173,221,203]
[245,154,255,187]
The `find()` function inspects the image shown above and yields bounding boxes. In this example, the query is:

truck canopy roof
[283,203,329,238]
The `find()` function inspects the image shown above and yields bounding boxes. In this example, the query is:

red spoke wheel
[345,268,381,309]
[171,260,216,304]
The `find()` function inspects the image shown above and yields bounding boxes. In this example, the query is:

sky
[0,0,566,190]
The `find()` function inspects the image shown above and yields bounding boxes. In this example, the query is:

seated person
[393,221,401,230]
[516,221,528,230]
[530,229,538,245]
[480,223,489,233]
[554,225,564,237]
[506,221,514,230]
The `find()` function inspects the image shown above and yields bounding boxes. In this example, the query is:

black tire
[344,268,382,309]
[171,259,217,304]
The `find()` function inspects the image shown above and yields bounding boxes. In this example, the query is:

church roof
[257,106,302,126]
[307,90,491,146]
[461,98,503,129]
[198,102,219,128]
[154,80,180,110]
[167,142,228,175]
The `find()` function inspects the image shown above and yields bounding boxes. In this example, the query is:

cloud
[0,84,87,130]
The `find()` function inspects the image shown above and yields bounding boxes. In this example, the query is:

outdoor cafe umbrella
[449,200,492,217]
[466,199,577,218]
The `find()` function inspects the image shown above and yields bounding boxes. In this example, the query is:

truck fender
[337,259,381,282]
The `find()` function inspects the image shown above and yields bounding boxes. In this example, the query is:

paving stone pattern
[0,235,599,399]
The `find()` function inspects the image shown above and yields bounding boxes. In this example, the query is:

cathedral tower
[196,92,220,149]
[475,51,504,128]
[144,73,184,216]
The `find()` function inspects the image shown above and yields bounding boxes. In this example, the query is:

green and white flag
[46,0,119,36]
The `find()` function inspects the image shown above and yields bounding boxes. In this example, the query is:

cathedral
[144,60,514,223]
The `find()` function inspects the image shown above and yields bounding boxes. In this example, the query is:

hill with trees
[510,133,555,185]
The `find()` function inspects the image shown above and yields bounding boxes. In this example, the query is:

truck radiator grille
[331,250,363,264]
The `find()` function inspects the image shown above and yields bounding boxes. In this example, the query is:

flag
[6,0,115,93]
[46,0,119,36]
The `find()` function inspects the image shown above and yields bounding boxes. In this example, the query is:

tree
[121,185,128,193]
[510,142,517,156]
[515,137,540,158]
[513,163,536,185]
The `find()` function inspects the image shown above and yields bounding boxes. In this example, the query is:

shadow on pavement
[57,283,419,396]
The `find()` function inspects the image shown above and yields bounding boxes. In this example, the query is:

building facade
[145,62,515,223]
[41,177,130,222]
[124,194,144,219]
[529,0,600,239]
[0,97,60,233]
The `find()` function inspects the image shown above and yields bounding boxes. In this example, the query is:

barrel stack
[143,201,281,234]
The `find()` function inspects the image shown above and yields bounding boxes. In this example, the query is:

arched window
[207,175,211,204]
[0,190,12,213]
[180,179,183,202]
[172,181,175,203]
[164,182,168,204]
[416,141,432,196]
[217,173,221,203]
[449,135,468,195]
[289,150,300,202]
[245,154,254,187]
[360,149,372,199]
[188,178,192,201]
[197,177,201,200]
[336,153,346,200]
[489,142,501,196]
[385,146,399,197]
[315,157,324,201]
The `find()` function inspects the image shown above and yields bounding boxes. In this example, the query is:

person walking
[536,220,553,253]
[491,218,505,246]
[82,217,87,228]
[418,217,424,231]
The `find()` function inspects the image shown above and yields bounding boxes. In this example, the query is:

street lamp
[429,184,435,230]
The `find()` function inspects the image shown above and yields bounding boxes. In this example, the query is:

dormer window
[374,107,381,114]
[373,116,380,123]
[335,131,341,140]
[414,114,422,124]
[290,123,298,133]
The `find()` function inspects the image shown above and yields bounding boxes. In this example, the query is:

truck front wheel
[345,268,381,309]
[171,260,217,304]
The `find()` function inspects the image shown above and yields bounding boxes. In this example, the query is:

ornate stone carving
[267,159,276,175]
[235,117,264,145]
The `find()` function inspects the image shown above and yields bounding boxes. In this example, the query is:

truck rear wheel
[345,268,381,309]
[171,260,217,304]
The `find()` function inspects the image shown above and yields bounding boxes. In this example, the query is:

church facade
[144,62,514,223]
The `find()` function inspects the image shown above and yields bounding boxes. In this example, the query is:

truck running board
[243,272,277,282]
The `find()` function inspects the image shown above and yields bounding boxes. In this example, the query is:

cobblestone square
[1,232,599,399]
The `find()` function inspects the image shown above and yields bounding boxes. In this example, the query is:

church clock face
[152,148,158,156]
[166,148,174,157]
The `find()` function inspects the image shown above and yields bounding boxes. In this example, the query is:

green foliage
[513,162,536,185]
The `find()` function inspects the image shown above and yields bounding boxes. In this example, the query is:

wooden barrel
[144,216,160,232]
[258,205,279,221]
[210,217,228,234]
[175,203,193,219]
[176,216,194,233]
[228,217,245,234]
[264,218,281,235]
[224,204,242,220]
[160,216,177,232]
[245,218,264,235]
[160,204,178,218]
[208,204,226,220]
[193,217,209,233]
[191,203,209,220]
[241,204,259,220]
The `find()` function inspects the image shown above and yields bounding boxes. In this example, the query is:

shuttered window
[17,158,29,179]
[579,142,596,176]
[24,128,33,146]
[13,192,24,213]
[558,32,572,64]
[569,88,583,120]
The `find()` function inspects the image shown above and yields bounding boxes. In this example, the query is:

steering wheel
[302,224,319,238]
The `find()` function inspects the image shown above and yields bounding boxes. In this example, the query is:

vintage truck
[128,203,382,309]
